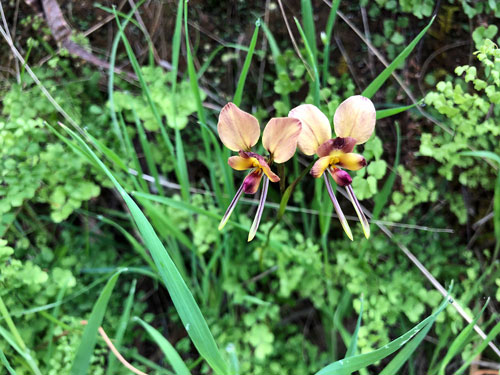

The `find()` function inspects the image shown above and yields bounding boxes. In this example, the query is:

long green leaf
[438,299,489,375]
[362,16,435,99]
[372,123,401,220]
[0,348,17,375]
[316,296,449,375]
[301,0,317,61]
[0,325,40,375]
[322,0,341,84]
[71,269,125,375]
[56,124,229,375]
[135,317,191,375]
[294,17,320,106]
[376,103,418,120]
[233,20,260,106]
[345,297,364,358]
[380,314,436,375]
[455,320,500,375]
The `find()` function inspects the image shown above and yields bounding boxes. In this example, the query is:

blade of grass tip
[132,108,164,195]
[0,347,17,375]
[376,102,418,120]
[322,0,341,85]
[71,269,126,375]
[345,296,364,358]
[134,317,191,375]
[316,296,450,375]
[233,19,260,106]
[438,298,490,375]
[294,17,320,106]
[455,320,500,375]
[106,279,137,375]
[58,124,229,374]
[112,8,179,194]
[171,0,190,201]
[300,0,317,61]
[379,312,436,375]
[362,16,435,99]
[0,326,40,375]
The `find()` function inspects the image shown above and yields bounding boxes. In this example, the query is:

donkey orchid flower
[217,102,301,241]
[289,95,376,240]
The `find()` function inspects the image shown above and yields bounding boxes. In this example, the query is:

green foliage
[422,34,500,195]
[114,67,205,130]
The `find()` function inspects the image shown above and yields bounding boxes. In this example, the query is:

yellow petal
[333,95,376,144]
[289,104,332,155]
[217,103,260,151]
[228,156,255,170]
[337,153,367,171]
[262,117,302,163]
[310,156,332,178]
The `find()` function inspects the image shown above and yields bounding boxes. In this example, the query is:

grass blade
[380,315,435,375]
[372,123,401,220]
[71,269,125,375]
[316,296,449,375]
[0,348,17,375]
[362,16,435,99]
[0,326,41,375]
[294,17,320,106]
[134,317,191,375]
[233,19,260,106]
[438,299,490,375]
[106,279,137,375]
[345,296,363,358]
[455,320,500,375]
[376,103,418,120]
[322,0,341,85]
[55,124,229,375]
[300,0,317,61]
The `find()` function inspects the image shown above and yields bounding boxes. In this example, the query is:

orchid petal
[317,137,357,157]
[337,153,367,171]
[346,184,371,239]
[248,176,269,242]
[329,168,353,186]
[228,155,255,170]
[289,104,332,155]
[262,117,302,163]
[218,182,245,230]
[324,174,353,241]
[217,102,260,151]
[334,95,376,144]
[311,156,332,178]
[243,169,263,194]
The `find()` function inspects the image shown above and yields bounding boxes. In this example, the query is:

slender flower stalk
[217,103,301,240]
[290,95,376,239]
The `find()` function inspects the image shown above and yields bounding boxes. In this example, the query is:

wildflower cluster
[217,96,376,241]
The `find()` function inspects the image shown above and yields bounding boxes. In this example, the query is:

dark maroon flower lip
[317,136,357,157]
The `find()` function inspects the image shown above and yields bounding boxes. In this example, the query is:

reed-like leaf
[362,16,435,99]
